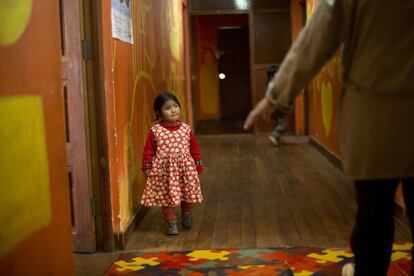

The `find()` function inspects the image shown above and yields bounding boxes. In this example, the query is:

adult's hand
[243,97,275,130]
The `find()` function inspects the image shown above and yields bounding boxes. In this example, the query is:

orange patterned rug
[106,243,412,275]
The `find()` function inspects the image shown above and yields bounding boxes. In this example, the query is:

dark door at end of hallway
[218,27,251,121]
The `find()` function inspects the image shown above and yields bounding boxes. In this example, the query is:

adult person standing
[243,1,414,275]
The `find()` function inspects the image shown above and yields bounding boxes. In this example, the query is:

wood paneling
[253,0,290,10]
[250,4,292,133]
[253,65,295,133]
[190,0,252,12]
[253,11,291,64]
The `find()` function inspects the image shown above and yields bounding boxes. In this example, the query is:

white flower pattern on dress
[141,123,203,207]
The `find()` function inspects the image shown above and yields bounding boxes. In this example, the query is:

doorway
[218,26,251,123]
[59,0,113,253]
[192,14,251,135]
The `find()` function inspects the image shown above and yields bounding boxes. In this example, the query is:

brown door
[218,27,251,121]
[59,0,96,252]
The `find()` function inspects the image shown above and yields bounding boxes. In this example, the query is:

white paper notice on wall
[111,0,133,44]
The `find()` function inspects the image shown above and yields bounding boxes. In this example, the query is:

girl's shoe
[182,212,192,229]
[166,220,178,235]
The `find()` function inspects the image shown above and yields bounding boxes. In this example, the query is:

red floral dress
[141,122,203,207]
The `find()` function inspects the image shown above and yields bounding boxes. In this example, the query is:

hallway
[3,1,414,275]
[125,135,411,250]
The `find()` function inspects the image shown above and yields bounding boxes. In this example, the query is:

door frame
[217,26,251,121]
[60,0,97,253]
[61,0,114,253]
[82,0,114,252]
[189,10,252,130]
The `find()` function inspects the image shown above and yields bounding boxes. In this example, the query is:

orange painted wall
[0,1,74,275]
[194,15,249,120]
[101,0,190,233]
[306,0,341,157]
[291,0,306,135]
[291,1,303,43]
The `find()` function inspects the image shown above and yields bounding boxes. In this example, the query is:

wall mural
[112,0,186,230]
[199,51,219,117]
[160,0,185,112]
[0,0,33,45]
[0,96,51,257]
[0,4,42,248]
[306,0,342,155]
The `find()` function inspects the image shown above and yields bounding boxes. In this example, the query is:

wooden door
[59,0,96,252]
[218,27,251,121]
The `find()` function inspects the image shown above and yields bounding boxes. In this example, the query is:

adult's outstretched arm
[244,0,344,130]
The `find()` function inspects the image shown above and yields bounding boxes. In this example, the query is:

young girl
[141,92,203,235]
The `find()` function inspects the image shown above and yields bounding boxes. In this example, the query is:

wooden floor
[125,134,411,252]
[196,120,251,135]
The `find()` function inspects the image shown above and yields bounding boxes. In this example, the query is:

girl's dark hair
[153,92,181,121]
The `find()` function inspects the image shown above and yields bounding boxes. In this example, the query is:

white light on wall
[234,0,249,10]
[219,73,226,80]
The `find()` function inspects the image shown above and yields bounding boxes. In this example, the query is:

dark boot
[165,220,178,235]
[182,212,192,229]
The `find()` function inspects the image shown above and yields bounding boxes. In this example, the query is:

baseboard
[308,137,343,170]
[114,205,148,250]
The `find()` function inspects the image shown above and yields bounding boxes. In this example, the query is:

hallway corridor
[3,1,414,275]
[76,135,412,275]
[125,135,411,251]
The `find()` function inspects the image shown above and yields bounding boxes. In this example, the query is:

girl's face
[160,99,180,124]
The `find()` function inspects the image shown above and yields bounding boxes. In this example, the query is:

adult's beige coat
[266,0,414,180]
